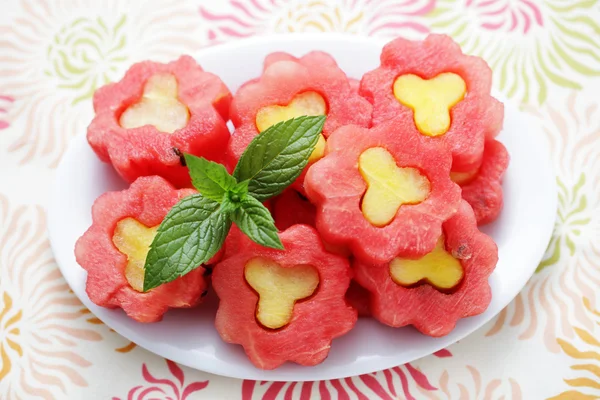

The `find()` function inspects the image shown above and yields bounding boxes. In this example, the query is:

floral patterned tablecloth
[1,0,599,399]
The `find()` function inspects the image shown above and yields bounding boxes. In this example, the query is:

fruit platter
[48,33,557,381]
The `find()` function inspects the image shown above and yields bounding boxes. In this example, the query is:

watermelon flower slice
[354,201,498,337]
[213,224,357,370]
[360,34,504,174]
[227,51,372,192]
[75,176,210,323]
[460,139,510,225]
[345,280,372,318]
[305,122,461,265]
[87,56,232,187]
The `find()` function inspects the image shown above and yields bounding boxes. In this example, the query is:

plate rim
[47,33,558,382]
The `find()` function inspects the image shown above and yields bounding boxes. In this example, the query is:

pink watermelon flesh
[305,122,462,265]
[359,34,504,173]
[212,225,357,370]
[74,176,208,323]
[353,201,498,337]
[88,56,231,187]
[461,139,510,225]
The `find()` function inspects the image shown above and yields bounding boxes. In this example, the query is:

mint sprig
[185,154,236,202]
[143,115,326,291]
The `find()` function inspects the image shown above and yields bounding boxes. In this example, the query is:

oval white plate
[48,33,557,382]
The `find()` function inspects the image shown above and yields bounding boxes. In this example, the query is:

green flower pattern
[426,0,600,105]
[537,174,591,272]
[0,0,598,397]
[45,16,128,105]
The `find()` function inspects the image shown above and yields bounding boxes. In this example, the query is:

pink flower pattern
[242,350,452,399]
[464,0,544,34]
[199,0,434,44]
[0,95,13,130]
[1,1,588,398]
[113,360,208,400]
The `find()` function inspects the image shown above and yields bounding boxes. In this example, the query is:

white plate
[48,33,557,381]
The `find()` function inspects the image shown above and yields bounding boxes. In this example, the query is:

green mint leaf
[231,195,283,250]
[143,194,232,291]
[184,154,236,202]
[233,116,326,202]
[219,195,234,212]
[232,180,249,195]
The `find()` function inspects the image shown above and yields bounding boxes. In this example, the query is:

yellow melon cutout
[390,236,464,291]
[244,257,319,330]
[359,147,430,227]
[256,91,327,163]
[112,217,158,292]
[393,73,466,137]
[450,168,479,185]
[120,73,190,134]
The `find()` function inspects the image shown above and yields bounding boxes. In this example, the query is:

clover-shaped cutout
[119,73,190,134]
[359,147,430,227]
[112,217,158,292]
[390,236,464,292]
[75,176,209,323]
[393,73,466,137]
[256,91,327,162]
[352,200,497,336]
[245,257,319,330]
